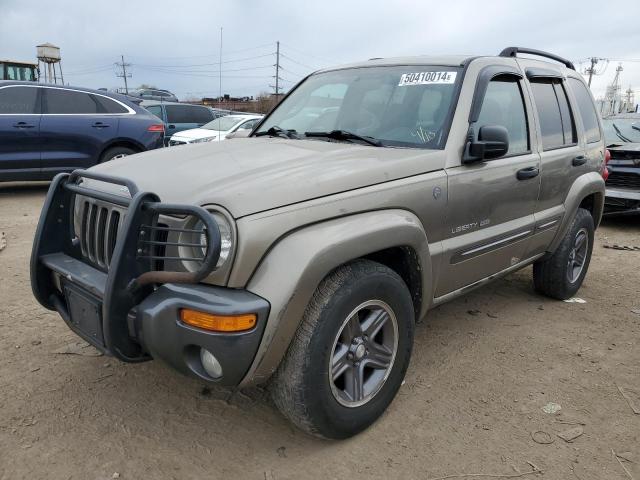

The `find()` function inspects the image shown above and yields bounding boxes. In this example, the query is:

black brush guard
[30,170,221,362]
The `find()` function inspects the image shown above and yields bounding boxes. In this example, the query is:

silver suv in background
[128,88,179,102]
[31,47,607,439]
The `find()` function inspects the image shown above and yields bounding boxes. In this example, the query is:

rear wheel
[100,146,136,163]
[270,259,415,439]
[533,208,594,300]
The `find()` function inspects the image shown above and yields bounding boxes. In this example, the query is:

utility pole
[586,57,598,87]
[583,57,609,90]
[115,55,131,94]
[275,41,280,97]
[270,41,283,99]
[219,27,223,108]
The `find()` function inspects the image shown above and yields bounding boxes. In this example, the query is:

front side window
[567,77,602,144]
[476,78,529,155]
[166,105,214,124]
[256,66,462,149]
[530,79,576,150]
[45,88,101,114]
[0,86,40,114]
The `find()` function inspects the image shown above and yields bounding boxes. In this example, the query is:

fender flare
[239,209,431,387]
[549,171,605,253]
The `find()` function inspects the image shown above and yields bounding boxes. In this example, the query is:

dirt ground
[0,182,638,480]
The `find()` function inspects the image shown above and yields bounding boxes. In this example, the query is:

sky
[1,0,639,102]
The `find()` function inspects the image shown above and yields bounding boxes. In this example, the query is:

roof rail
[499,47,575,70]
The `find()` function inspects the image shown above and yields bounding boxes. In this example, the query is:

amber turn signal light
[180,309,257,332]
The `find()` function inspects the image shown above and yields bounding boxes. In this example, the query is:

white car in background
[168,114,263,146]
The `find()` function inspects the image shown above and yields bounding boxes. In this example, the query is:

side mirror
[462,125,509,163]
[226,129,251,139]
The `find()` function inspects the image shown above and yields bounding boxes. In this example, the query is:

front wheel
[270,260,415,439]
[533,208,594,300]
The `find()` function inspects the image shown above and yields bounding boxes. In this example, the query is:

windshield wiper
[304,130,382,147]
[612,123,633,143]
[254,125,299,139]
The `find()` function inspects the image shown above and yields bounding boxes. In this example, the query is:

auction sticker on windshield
[398,71,457,86]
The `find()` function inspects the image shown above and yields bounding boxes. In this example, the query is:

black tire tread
[533,208,594,300]
[270,259,411,439]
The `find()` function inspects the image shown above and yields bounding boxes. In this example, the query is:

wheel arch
[98,139,145,162]
[548,172,605,253]
[240,209,431,387]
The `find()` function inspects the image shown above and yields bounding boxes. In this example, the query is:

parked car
[601,115,640,215]
[128,88,178,102]
[168,114,263,145]
[31,47,607,439]
[0,81,164,182]
[142,101,228,145]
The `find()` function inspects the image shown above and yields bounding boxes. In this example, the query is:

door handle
[91,122,110,129]
[168,124,176,129]
[516,166,539,180]
[572,155,587,166]
[13,122,35,129]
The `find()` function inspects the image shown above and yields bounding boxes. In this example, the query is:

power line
[279,52,318,71]
[133,53,274,69]
[128,42,274,61]
[278,42,334,65]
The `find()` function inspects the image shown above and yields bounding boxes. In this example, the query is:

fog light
[200,348,223,379]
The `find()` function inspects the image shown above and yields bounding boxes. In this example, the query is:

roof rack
[499,47,575,71]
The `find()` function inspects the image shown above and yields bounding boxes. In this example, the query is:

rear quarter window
[567,77,602,144]
[92,95,129,114]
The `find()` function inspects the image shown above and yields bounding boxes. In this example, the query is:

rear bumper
[30,170,269,386]
[604,187,640,215]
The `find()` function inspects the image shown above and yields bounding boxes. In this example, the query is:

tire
[100,146,136,163]
[533,208,594,300]
[270,259,415,439]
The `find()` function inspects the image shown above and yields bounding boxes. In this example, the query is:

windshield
[255,65,462,149]
[202,116,246,131]
[602,118,640,144]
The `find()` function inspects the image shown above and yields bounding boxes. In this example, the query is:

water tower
[37,43,64,84]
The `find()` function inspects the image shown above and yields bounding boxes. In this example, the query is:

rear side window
[45,88,102,114]
[567,78,601,144]
[166,105,214,124]
[476,78,529,155]
[530,80,576,150]
[92,95,129,114]
[0,86,40,113]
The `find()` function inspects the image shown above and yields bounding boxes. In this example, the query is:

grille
[607,171,640,190]
[169,140,187,146]
[78,199,124,269]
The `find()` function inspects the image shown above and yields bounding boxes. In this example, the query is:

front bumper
[30,170,270,386]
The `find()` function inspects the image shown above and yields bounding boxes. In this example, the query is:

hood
[170,128,221,141]
[91,138,444,218]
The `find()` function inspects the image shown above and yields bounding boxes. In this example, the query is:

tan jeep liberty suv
[31,47,607,439]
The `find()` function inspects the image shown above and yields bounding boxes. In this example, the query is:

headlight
[194,212,233,268]
[192,136,216,143]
